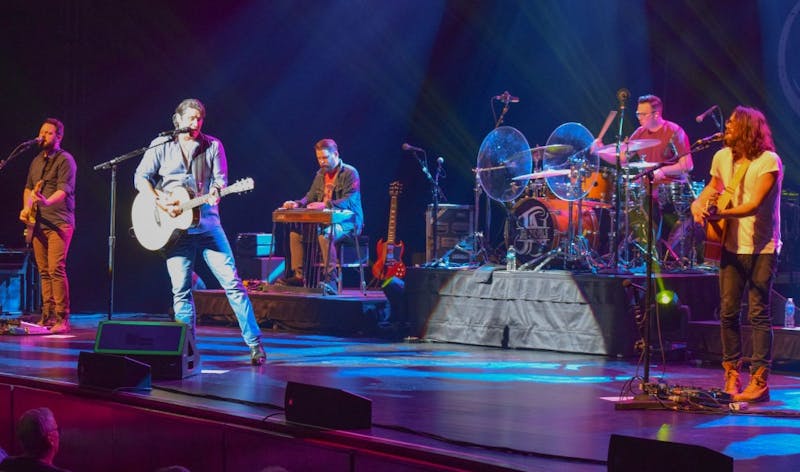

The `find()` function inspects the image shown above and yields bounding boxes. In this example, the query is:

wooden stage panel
[405,267,720,356]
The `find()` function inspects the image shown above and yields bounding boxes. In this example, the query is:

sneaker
[49,319,71,334]
[249,343,266,365]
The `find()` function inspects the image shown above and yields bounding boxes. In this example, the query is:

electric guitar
[372,181,406,280]
[132,177,254,251]
[21,180,43,246]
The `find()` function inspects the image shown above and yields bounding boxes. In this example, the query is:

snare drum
[510,197,598,258]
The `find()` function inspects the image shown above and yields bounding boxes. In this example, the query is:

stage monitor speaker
[425,204,474,263]
[608,434,732,472]
[77,351,152,391]
[93,321,199,380]
[284,381,372,430]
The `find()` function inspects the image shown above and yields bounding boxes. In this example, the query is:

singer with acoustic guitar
[19,118,76,334]
[691,106,783,403]
[133,98,265,365]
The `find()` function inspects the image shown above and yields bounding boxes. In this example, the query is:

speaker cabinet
[284,381,372,430]
[608,434,732,472]
[77,351,152,390]
[0,249,38,315]
[93,321,199,380]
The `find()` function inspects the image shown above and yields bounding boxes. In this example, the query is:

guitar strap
[720,157,752,209]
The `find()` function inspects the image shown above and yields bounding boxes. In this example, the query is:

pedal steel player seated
[278,139,363,294]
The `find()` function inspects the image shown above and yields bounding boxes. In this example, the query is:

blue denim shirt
[134,134,227,233]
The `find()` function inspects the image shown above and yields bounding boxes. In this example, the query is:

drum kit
[474,124,703,272]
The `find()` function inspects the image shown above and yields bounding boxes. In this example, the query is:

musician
[133,98,266,365]
[279,139,363,293]
[628,94,693,185]
[19,118,76,334]
[691,106,782,402]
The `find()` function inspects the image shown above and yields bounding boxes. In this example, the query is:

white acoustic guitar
[132,177,254,251]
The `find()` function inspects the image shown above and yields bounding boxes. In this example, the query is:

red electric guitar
[372,181,406,280]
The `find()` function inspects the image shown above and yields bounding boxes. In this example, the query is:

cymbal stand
[609,90,629,272]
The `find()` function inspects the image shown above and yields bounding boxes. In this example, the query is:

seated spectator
[0,407,69,472]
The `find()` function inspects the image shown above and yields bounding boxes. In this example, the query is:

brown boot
[722,360,741,396]
[734,367,770,403]
[49,314,71,334]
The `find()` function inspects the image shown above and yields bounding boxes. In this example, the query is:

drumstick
[596,110,617,143]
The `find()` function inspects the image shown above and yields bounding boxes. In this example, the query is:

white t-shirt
[709,147,782,254]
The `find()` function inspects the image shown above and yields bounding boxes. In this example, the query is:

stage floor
[1,313,800,471]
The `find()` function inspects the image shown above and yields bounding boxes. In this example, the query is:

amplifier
[236,233,274,257]
[425,204,474,263]
[0,249,38,315]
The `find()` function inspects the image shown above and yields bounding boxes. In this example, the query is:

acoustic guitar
[372,181,406,280]
[132,177,253,251]
[703,192,725,265]
[21,180,43,246]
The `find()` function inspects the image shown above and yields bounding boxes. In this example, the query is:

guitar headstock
[389,181,403,196]
[227,177,254,194]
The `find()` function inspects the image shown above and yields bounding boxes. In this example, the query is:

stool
[338,234,369,295]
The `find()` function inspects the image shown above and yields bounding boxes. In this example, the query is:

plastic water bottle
[785,298,795,329]
[506,246,517,272]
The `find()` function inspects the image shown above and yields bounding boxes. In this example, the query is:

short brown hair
[43,117,64,138]
[315,138,338,153]
[637,94,663,113]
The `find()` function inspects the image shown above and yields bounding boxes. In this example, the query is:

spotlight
[656,290,679,307]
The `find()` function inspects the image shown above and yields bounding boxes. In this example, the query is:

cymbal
[596,139,661,157]
[512,169,571,181]
[530,144,574,155]
[625,161,658,169]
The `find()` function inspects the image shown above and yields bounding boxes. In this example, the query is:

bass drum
[509,197,598,259]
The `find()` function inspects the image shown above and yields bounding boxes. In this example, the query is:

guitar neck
[386,194,398,244]
[179,186,236,212]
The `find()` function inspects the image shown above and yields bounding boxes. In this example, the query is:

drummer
[627,94,693,186]
[597,94,692,182]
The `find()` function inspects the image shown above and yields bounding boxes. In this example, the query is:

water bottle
[785,298,795,329]
[506,246,517,272]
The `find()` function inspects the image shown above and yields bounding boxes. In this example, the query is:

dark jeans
[719,249,777,373]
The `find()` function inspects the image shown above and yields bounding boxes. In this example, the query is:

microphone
[493,91,520,104]
[616,88,630,104]
[402,143,425,153]
[695,132,723,145]
[695,105,719,123]
[23,137,44,146]
[158,127,192,137]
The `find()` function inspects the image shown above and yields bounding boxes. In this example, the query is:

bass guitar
[132,177,254,251]
[21,180,43,246]
[372,181,406,280]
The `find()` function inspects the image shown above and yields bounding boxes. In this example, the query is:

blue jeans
[165,225,261,346]
[719,249,776,373]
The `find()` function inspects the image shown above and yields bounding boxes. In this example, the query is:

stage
[1,307,800,471]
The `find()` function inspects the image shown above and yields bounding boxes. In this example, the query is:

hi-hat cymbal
[530,144,574,155]
[512,169,571,181]
[596,139,661,157]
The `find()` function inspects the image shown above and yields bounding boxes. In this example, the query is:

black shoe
[277,275,305,287]
[250,343,266,365]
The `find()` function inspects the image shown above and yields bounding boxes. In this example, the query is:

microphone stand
[409,150,440,266]
[93,139,170,319]
[0,140,40,173]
